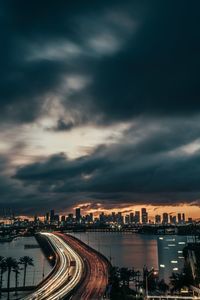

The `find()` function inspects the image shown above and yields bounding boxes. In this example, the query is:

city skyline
[1,205,198,223]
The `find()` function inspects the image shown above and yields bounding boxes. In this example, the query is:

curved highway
[56,233,110,300]
[22,232,84,300]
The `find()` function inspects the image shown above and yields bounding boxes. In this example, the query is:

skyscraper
[177,213,182,224]
[135,211,140,223]
[75,208,81,222]
[46,212,49,222]
[162,213,169,224]
[130,213,134,223]
[182,213,185,223]
[50,209,55,223]
[141,208,148,224]
[125,215,130,224]
[155,214,161,224]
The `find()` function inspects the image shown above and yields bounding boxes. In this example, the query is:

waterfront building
[177,213,182,224]
[50,209,55,223]
[66,213,73,224]
[182,213,185,223]
[155,214,161,224]
[141,208,148,224]
[61,215,66,222]
[157,235,187,283]
[130,212,134,223]
[170,215,176,224]
[125,214,130,224]
[46,212,49,222]
[162,213,169,224]
[100,212,105,223]
[54,214,59,223]
[90,213,93,222]
[116,212,124,224]
[75,208,81,223]
[135,211,140,223]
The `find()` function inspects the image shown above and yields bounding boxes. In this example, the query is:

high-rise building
[155,214,161,224]
[177,213,182,224]
[116,212,123,224]
[125,215,130,224]
[162,213,169,224]
[100,212,105,223]
[130,213,134,223]
[75,208,81,222]
[89,213,93,222]
[182,213,185,223]
[169,215,176,224]
[111,212,116,222]
[54,214,59,222]
[50,209,55,222]
[46,212,49,222]
[67,213,73,224]
[34,214,38,223]
[141,208,148,224]
[135,211,140,223]
[61,215,66,222]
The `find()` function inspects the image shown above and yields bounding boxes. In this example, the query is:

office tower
[34,214,38,223]
[125,215,130,224]
[112,212,116,222]
[177,213,182,224]
[89,213,93,222]
[130,212,134,223]
[46,212,49,222]
[67,213,73,224]
[141,208,148,224]
[162,213,169,224]
[135,211,140,223]
[155,214,161,224]
[116,212,123,224]
[75,208,81,222]
[54,214,59,222]
[61,215,66,222]
[170,215,176,224]
[182,213,185,223]
[100,212,105,223]
[50,209,55,222]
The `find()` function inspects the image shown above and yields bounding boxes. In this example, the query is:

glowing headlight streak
[22,232,84,300]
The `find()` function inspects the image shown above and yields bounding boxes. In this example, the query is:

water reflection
[0,236,51,288]
[72,232,189,283]
[72,232,158,271]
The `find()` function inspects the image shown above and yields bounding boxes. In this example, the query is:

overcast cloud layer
[1,0,200,215]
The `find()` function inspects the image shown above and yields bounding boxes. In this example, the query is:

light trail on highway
[56,233,110,300]
[22,232,84,300]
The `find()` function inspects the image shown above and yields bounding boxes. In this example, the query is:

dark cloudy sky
[1,0,200,216]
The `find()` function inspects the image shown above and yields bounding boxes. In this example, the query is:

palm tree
[19,256,34,287]
[0,256,7,298]
[5,257,17,300]
[12,261,20,296]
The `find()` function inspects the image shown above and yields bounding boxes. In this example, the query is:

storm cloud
[14,118,200,211]
[0,1,200,214]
